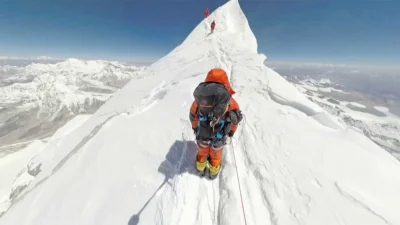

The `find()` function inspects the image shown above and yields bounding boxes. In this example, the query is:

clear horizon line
[1,55,398,69]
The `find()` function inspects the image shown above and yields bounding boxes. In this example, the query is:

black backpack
[193,82,231,140]
[193,82,231,119]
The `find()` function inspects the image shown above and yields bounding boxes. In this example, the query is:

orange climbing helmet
[205,68,235,95]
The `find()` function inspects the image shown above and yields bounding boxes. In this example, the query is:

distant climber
[204,8,209,18]
[190,68,243,179]
[210,20,216,33]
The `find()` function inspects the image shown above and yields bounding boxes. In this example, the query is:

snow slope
[0,140,45,213]
[0,114,91,216]
[2,1,400,225]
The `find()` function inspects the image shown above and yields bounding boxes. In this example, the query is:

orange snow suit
[204,8,209,18]
[211,21,216,32]
[189,69,241,168]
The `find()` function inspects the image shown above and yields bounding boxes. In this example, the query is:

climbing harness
[198,112,226,140]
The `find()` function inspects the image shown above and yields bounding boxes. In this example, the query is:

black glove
[228,130,235,137]
[226,110,243,125]
[236,110,243,123]
[193,127,197,134]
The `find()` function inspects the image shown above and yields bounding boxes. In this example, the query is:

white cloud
[0,56,26,60]
[0,55,64,61]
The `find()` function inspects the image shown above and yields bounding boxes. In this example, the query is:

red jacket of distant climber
[204,8,209,18]
[211,21,215,32]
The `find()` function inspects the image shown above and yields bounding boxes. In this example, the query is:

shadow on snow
[128,140,198,225]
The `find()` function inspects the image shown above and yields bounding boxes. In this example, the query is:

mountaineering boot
[208,163,220,180]
[196,161,207,177]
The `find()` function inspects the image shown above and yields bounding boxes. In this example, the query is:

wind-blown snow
[1,1,400,225]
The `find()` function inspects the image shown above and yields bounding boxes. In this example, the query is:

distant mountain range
[0,58,146,151]
[285,76,400,160]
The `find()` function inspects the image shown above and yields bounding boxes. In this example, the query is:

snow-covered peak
[180,0,257,52]
[22,58,137,80]
[318,78,331,85]
[301,77,332,86]
[1,1,400,225]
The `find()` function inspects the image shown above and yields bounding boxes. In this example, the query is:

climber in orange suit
[190,68,242,178]
[205,8,209,18]
[210,20,216,33]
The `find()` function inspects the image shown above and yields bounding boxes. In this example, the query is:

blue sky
[0,0,399,65]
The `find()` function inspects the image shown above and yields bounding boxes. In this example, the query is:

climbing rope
[230,140,249,225]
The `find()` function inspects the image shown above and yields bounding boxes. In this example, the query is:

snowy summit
[1,1,400,225]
